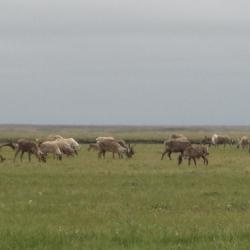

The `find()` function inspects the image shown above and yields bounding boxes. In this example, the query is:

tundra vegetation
[0,126,249,249]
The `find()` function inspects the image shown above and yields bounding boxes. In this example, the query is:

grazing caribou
[14,139,46,162]
[95,137,135,159]
[98,140,134,159]
[178,145,209,166]
[211,134,232,147]
[236,136,249,150]
[161,137,191,161]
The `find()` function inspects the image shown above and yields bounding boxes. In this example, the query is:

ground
[0,142,250,249]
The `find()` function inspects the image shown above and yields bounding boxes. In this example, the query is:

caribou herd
[0,135,134,163]
[0,133,249,166]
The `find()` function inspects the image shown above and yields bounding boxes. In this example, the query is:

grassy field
[0,138,250,249]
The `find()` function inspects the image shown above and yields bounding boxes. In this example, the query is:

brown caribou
[178,145,209,166]
[14,139,46,162]
[161,137,191,161]
[96,138,135,159]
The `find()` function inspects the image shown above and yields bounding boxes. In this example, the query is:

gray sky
[1,0,250,125]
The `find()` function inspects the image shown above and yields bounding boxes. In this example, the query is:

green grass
[0,144,250,249]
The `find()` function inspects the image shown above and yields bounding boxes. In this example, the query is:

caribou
[14,139,46,162]
[236,136,249,150]
[161,136,191,161]
[178,145,209,166]
[95,137,134,159]
[211,134,233,147]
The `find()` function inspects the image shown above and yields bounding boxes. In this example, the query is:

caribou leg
[168,151,172,160]
[203,156,208,165]
[205,157,208,165]
[178,154,183,165]
[161,149,168,160]
[201,156,205,165]
[193,157,197,166]
[20,151,25,162]
[98,150,105,159]
[14,149,21,162]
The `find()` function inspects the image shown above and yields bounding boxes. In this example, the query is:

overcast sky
[1,0,250,125]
